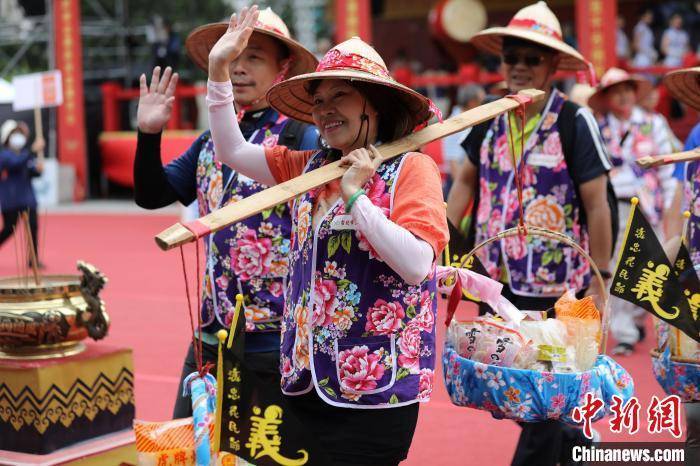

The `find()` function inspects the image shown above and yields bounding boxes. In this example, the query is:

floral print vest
[196,118,292,333]
[476,90,591,297]
[280,150,438,408]
[685,161,700,264]
[599,111,665,225]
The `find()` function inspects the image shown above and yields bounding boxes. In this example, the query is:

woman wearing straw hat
[589,67,679,357]
[207,6,447,464]
[447,2,614,465]
[0,119,44,268]
[662,66,700,464]
[133,7,319,420]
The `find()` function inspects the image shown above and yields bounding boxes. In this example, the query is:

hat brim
[588,77,653,113]
[266,69,433,127]
[664,67,700,112]
[470,27,588,71]
[185,23,318,78]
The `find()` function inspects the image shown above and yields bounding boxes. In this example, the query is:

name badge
[528,152,562,168]
[330,215,356,230]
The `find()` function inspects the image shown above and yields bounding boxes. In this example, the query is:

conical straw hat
[185,7,317,77]
[663,67,700,111]
[470,1,587,71]
[267,37,439,128]
[588,67,652,113]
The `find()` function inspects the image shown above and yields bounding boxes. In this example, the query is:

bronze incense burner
[0,261,109,359]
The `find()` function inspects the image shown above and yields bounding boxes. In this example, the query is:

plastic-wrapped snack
[134,418,209,466]
[551,346,578,373]
[555,292,600,322]
[447,320,482,359]
[517,318,581,372]
[554,292,602,370]
[554,289,577,316]
[472,319,527,367]
[561,317,601,370]
[512,339,538,369]
[517,318,568,348]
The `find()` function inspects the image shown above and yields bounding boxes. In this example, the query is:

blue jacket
[0,148,40,211]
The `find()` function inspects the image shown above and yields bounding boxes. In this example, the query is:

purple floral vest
[280,151,438,408]
[685,161,700,264]
[475,90,591,297]
[196,116,292,333]
[598,111,665,224]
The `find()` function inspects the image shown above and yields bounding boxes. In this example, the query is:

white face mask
[8,133,26,150]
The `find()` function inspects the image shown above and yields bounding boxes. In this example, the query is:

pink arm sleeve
[206,80,276,186]
[350,195,434,285]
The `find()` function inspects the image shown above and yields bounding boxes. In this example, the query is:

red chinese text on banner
[54,0,88,200]
[575,0,617,77]
[336,0,372,43]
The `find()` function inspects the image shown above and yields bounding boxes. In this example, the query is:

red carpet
[0,212,684,464]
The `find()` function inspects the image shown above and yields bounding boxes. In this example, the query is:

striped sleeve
[569,107,612,184]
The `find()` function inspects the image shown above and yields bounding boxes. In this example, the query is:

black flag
[672,243,700,335]
[215,297,329,465]
[611,201,700,343]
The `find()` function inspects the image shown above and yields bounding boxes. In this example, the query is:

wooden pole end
[516,88,546,102]
[636,157,654,168]
[155,223,196,251]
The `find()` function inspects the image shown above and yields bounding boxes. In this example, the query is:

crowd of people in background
[618,3,700,70]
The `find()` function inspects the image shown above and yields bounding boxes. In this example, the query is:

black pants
[285,391,419,466]
[0,208,38,260]
[499,287,591,466]
[172,340,280,419]
[512,420,591,466]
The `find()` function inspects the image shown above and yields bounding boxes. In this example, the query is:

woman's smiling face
[309,79,378,154]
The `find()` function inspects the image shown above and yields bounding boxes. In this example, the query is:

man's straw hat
[663,67,700,111]
[588,67,652,113]
[470,1,587,71]
[185,7,317,77]
[267,37,439,128]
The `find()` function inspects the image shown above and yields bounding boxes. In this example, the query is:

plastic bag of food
[517,318,568,349]
[512,339,538,369]
[472,319,527,367]
[134,418,203,466]
[447,320,482,359]
[517,318,582,372]
[554,292,602,370]
[555,291,600,321]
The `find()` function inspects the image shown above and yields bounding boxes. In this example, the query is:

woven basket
[442,225,635,423]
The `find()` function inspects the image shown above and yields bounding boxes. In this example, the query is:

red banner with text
[336,0,372,43]
[54,0,87,200]
[576,0,617,78]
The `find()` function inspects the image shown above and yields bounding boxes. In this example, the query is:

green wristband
[345,189,366,213]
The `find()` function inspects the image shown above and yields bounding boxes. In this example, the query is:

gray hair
[456,84,485,107]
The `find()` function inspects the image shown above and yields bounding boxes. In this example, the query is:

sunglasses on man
[501,52,547,67]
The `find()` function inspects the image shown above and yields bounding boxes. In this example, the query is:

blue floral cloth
[651,347,700,402]
[443,345,635,424]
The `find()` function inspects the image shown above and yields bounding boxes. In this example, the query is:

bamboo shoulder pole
[636,148,700,168]
[155,89,545,251]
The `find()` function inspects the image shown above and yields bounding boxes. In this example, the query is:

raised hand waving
[137,66,179,134]
[208,5,260,81]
